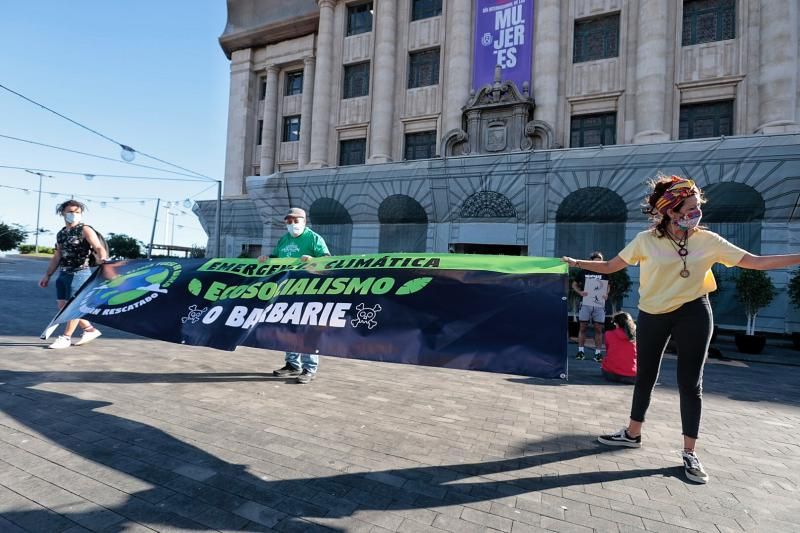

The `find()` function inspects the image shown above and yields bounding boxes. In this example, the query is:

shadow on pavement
[0,343,50,348]
[509,355,800,407]
[0,369,681,532]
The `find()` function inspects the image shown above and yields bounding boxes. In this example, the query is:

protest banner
[44,254,568,378]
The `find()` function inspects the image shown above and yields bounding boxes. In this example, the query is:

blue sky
[0,1,230,250]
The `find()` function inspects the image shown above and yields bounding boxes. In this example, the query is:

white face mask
[286,222,305,237]
[64,212,82,224]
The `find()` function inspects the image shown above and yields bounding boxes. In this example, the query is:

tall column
[298,56,316,168]
[223,48,254,197]
[259,65,280,175]
[532,0,560,133]
[368,0,397,163]
[443,0,472,135]
[308,0,337,168]
[757,0,799,133]
[633,0,670,143]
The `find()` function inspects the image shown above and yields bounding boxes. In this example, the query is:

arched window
[378,195,428,252]
[555,187,627,259]
[309,198,353,255]
[460,191,517,218]
[702,182,765,326]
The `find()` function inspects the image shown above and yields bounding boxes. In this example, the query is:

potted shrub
[608,269,632,314]
[567,266,581,337]
[605,268,632,330]
[734,269,777,354]
[788,268,800,349]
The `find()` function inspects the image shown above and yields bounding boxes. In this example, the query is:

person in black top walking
[39,200,108,349]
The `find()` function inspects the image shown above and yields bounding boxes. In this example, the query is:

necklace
[665,230,690,278]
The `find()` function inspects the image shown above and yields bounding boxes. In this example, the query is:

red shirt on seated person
[602,312,637,384]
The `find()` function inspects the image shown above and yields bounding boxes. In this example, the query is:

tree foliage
[608,268,632,314]
[107,233,144,259]
[0,222,27,252]
[567,266,581,321]
[735,268,777,335]
[788,268,800,310]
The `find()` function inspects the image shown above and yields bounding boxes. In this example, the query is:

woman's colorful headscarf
[654,176,698,215]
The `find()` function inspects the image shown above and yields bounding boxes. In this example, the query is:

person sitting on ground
[602,312,637,385]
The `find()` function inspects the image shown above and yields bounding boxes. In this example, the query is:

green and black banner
[44,254,569,378]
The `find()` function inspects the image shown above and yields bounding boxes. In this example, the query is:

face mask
[64,212,82,224]
[286,223,305,237]
[675,208,702,231]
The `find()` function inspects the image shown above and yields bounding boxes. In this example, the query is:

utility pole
[215,180,222,257]
[25,170,51,254]
[147,198,160,259]
[35,173,42,253]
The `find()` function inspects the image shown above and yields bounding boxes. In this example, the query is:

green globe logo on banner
[79,261,182,314]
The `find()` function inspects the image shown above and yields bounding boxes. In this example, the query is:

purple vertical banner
[472,0,535,91]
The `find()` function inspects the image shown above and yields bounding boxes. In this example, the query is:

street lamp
[120,144,136,162]
[24,170,54,254]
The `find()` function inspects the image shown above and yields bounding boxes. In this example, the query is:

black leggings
[630,296,713,439]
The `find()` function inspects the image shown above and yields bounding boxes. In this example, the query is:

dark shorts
[55,268,92,300]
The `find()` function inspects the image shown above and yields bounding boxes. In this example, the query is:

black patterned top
[56,224,92,271]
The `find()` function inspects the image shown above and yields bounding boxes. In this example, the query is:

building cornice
[220,12,319,58]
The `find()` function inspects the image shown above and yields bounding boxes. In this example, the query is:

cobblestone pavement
[1,256,799,532]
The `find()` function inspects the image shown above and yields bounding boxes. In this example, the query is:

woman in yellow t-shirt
[562,175,800,484]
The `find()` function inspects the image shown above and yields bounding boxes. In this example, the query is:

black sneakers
[296,369,316,384]
[273,364,302,377]
[597,428,642,448]
[576,351,585,360]
[598,430,709,483]
[682,450,709,484]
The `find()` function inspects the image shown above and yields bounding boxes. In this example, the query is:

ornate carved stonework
[486,122,507,152]
[442,66,560,156]
[460,191,517,218]
[443,66,553,157]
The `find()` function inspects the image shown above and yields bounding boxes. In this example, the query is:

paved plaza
[1,255,799,532]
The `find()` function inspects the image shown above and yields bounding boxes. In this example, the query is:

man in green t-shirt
[259,207,330,383]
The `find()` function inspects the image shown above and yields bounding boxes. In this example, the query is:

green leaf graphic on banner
[188,278,203,296]
[395,277,433,295]
[145,269,170,286]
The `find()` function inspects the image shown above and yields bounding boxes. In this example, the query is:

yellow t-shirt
[619,229,747,314]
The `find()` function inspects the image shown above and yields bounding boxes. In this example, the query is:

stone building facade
[196,0,800,331]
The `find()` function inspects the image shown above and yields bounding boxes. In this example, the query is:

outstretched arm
[737,253,800,271]
[562,255,629,275]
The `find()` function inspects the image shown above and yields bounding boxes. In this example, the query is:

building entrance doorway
[450,243,527,256]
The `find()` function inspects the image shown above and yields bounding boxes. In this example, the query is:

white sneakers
[74,328,102,346]
[48,336,72,349]
[48,329,102,349]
